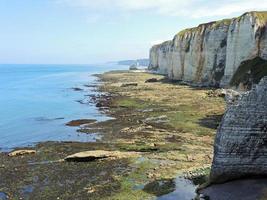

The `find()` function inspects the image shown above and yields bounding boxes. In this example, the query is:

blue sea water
[0,63,127,151]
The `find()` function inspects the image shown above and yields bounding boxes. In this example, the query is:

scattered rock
[121,83,138,87]
[140,108,154,113]
[186,155,196,162]
[207,89,241,106]
[64,150,139,162]
[210,77,267,183]
[222,89,241,106]
[71,87,83,91]
[84,84,98,88]
[96,102,104,107]
[91,94,114,108]
[120,126,146,133]
[206,90,225,98]
[145,78,158,83]
[66,119,97,126]
[144,115,169,124]
[8,150,36,157]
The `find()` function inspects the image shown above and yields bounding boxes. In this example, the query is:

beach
[0,70,226,199]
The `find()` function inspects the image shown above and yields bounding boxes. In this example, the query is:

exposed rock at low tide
[144,115,169,124]
[66,119,97,126]
[120,83,138,87]
[71,87,83,91]
[145,78,158,83]
[8,150,36,157]
[64,150,139,162]
[210,77,267,183]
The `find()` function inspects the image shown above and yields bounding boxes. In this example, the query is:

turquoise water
[0,64,127,151]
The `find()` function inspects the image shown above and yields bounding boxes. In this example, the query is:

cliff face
[210,77,267,183]
[149,11,267,88]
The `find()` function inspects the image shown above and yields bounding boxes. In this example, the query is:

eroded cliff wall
[149,11,267,88]
[210,76,267,183]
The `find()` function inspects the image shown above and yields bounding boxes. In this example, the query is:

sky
[0,0,267,64]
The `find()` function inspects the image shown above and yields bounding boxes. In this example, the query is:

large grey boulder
[210,77,267,183]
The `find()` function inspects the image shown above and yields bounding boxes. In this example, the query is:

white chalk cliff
[149,11,267,88]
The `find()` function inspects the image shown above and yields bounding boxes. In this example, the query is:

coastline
[0,70,226,199]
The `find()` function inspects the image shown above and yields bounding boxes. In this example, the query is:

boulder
[64,150,139,162]
[71,87,83,91]
[210,77,267,183]
[145,78,158,83]
[66,119,97,126]
[8,150,36,157]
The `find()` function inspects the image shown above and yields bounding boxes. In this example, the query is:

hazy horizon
[1,0,267,64]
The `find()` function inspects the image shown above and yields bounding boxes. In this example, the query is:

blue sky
[0,0,267,64]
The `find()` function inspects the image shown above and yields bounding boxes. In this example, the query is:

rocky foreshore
[0,70,226,199]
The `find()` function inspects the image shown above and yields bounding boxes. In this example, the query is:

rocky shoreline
[0,70,227,199]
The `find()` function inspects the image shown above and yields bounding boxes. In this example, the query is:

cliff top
[175,11,267,38]
[252,11,267,25]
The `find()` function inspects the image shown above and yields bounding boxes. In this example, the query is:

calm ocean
[0,63,127,151]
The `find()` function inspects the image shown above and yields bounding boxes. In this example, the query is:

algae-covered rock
[66,119,96,126]
[210,77,267,183]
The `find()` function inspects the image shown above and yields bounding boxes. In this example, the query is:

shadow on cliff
[230,57,267,90]
[198,114,224,129]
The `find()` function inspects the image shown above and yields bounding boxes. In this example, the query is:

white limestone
[149,12,267,87]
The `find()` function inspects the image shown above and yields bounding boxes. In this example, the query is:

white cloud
[57,0,267,18]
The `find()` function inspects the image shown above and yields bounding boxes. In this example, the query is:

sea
[0,63,128,151]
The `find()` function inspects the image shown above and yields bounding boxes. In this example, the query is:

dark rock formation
[201,178,267,200]
[210,77,267,183]
[120,83,138,87]
[66,119,97,127]
[145,78,159,83]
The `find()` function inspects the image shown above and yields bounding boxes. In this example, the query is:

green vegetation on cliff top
[253,11,267,25]
[176,18,232,38]
[174,11,267,38]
